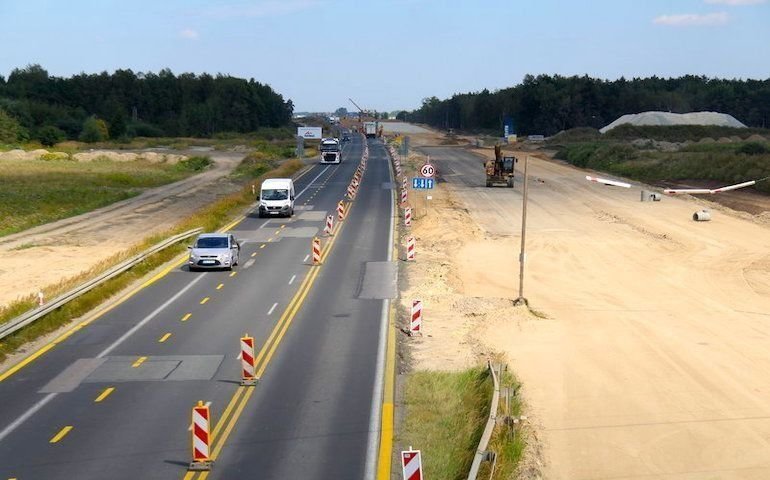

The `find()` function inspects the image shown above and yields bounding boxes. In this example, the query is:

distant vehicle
[342,133,350,142]
[484,145,515,188]
[364,121,377,139]
[188,233,240,271]
[319,137,342,164]
[258,178,295,217]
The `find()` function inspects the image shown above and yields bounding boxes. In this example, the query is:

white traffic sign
[419,164,435,178]
[297,127,322,139]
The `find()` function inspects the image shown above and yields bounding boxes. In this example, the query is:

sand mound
[72,150,186,164]
[601,111,746,133]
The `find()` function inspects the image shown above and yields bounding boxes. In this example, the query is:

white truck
[319,137,341,164]
[258,178,295,217]
[364,121,377,139]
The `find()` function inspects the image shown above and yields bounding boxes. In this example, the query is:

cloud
[201,0,321,19]
[179,28,199,39]
[705,0,766,5]
[653,12,729,26]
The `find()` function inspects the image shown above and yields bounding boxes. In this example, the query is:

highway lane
[0,135,392,479]
[206,138,394,479]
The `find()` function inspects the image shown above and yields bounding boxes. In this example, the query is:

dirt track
[413,145,770,479]
[0,151,243,308]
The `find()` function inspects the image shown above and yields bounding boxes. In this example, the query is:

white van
[258,178,295,218]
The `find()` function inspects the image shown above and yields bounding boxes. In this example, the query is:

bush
[37,125,66,146]
[176,155,212,172]
[79,116,109,143]
[127,121,165,138]
[737,142,769,155]
[0,108,24,144]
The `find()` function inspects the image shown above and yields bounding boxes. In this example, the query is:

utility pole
[514,155,530,306]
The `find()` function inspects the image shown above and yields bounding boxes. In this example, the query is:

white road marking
[288,275,296,285]
[303,254,309,263]
[267,303,278,315]
[243,259,256,269]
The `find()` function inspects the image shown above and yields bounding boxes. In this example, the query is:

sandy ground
[0,151,244,308]
[395,122,770,479]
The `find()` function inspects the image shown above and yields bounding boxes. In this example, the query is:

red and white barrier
[404,207,412,227]
[324,214,334,236]
[401,449,423,480]
[241,335,256,386]
[406,236,415,261]
[312,237,321,265]
[410,300,422,336]
[37,291,44,306]
[400,188,408,205]
[402,177,408,191]
[337,200,346,221]
[189,401,212,471]
[347,184,356,200]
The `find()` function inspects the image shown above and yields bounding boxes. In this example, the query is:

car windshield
[195,237,228,248]
[262,188,289,200]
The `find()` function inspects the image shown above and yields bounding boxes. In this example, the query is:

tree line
[0,65,294,144]
[399,74,770,136]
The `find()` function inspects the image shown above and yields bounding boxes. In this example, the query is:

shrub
[0,107,24,143]
[79,116,109,143]
[37,125,66,146]
[737,142,769,155]
[176,155,212,172]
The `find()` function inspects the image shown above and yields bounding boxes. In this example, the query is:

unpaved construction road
[419,145,770,479]
[0,151,243,308]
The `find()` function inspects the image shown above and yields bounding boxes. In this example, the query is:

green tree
[0,107,23,143]
[79,116,109,142]
[37,125,65,146]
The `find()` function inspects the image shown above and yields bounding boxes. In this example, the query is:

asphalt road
[0,135,395,479]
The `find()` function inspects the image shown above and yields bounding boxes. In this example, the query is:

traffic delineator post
[189,401,213,471]
[312,237,321,265]
[337,200,346,221]
[400,188,408,206]
[401,448,423,480]
[409,300,423,336]
[402,176,408,191]
[324,214,334,236]
[240,335,256,386]
[347,184,356,200]
[404,206,412,227]
[406,236,416,261]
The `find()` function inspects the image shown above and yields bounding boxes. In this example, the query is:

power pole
[514,155,530,306]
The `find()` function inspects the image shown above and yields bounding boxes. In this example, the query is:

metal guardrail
[467,360,502,480]
[0,228,202,341]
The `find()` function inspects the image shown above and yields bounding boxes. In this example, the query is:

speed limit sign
[420,164,435,178]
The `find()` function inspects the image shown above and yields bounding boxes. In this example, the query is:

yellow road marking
[275,229,281,235]
[216,283,224,290]
[94,387,115,403]
[377,303,398,479]
[197,388,255,480]
[229,271,237,277]
[259,245,266,250]
[200,297,209,305]
[280,225,285,229]
[158,333,172,343]
[132,356,147,368]
[49,426,73,443]
[181,313,192,322]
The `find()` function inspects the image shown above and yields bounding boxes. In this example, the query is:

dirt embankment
[0,151,244,309]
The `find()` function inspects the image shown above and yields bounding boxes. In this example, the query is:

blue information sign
[412,178,434,189]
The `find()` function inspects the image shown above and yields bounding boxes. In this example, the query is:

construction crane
[348,98,365,122]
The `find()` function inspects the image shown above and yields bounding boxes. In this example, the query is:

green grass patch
[0,158,200,237]
[400,368,492,479]
[0,156,305,362]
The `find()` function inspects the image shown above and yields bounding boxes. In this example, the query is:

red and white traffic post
[401,448,423,480]
[337,200,346,221]
[347,184,356,200]
[312,236,322,265]
[400,188,408,205]
[406,236,416,261]
[189,401,213,471]
[240,334,256,386]
[324,214,334,236]
[409,300,423,336]
[404,206,412,227]
[402,176,408,191]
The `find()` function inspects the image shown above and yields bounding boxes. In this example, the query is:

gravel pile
[600,111,746,133]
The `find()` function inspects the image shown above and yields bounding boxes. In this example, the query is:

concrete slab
[282,227,320,238]
[297,211,327,221]
[84,355,225,383]
[39,358,108,393]
[358,262,398,299]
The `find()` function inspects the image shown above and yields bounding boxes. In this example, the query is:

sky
[0,0,768,112]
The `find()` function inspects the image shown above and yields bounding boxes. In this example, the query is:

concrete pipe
[693,210,712,221]
[650,193,662,202]
[640,190,649,202]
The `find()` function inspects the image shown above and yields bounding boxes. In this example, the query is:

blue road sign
[412,178,434,189]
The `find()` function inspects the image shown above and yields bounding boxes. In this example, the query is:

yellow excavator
[485,144,516,187]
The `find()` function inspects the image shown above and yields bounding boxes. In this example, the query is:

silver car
[188,233,241,271]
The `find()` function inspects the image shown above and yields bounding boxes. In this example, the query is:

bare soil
[0,151,244,309]
[396,128,770,479]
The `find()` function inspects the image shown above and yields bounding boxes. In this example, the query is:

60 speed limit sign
[420,164,435,178]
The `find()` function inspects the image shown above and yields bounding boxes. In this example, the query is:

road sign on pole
[419,164,435,178]
[412,178,434,189]
[401,449,423,480]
